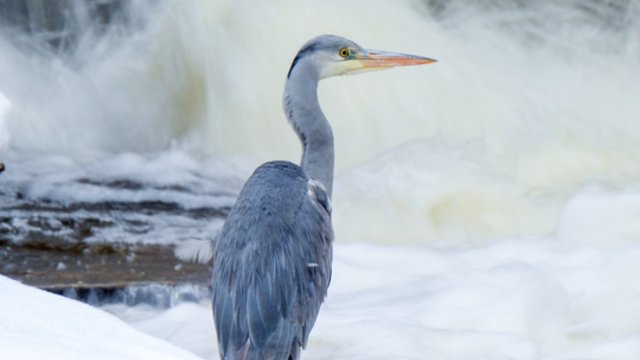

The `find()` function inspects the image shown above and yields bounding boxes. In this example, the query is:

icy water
[2,0,640,359]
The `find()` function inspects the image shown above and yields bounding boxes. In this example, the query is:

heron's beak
[356,49,437,70]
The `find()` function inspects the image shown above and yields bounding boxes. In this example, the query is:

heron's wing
[212,161,333,359]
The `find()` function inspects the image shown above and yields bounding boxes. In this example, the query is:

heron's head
[287,34,436,80]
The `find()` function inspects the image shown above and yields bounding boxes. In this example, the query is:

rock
[0,240,211,291]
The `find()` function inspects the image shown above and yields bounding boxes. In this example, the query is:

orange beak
[358,49,437,69]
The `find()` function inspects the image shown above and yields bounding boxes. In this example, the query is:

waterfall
[1,0,640,243]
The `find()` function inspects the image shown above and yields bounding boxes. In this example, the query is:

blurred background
[1,0,640,247]
[2,0,640,245]
[1,1,640,358]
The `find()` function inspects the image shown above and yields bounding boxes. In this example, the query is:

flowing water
[2,0,640,359]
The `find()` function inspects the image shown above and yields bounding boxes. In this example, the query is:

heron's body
[211,35,434,360]
[212,161,332,359]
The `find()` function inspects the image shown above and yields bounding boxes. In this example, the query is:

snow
[0,275,202,360]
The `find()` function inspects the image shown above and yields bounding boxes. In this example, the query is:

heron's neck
[283,65,334,198]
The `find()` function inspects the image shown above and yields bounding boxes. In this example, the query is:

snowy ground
[0,275,200,360]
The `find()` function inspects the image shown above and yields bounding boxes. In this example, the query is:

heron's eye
[338,47,350,58]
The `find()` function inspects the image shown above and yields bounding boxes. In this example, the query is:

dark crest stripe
[287,42,318,78]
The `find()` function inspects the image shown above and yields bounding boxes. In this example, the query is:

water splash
[2,0,640,243]
[61,283,210,308]
[0,91,10,153]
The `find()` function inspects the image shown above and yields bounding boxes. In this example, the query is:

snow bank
[0,276,202,360]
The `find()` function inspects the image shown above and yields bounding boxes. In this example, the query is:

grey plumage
[212,162,332,359]
[211,35,435,360]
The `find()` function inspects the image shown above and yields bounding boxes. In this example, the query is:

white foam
[557,190,640,246]
[103,235,640,359]
[0,91,10,153]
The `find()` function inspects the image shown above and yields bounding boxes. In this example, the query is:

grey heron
[211,34,435,359]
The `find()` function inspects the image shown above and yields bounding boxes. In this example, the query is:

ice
[0,150,238,245]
